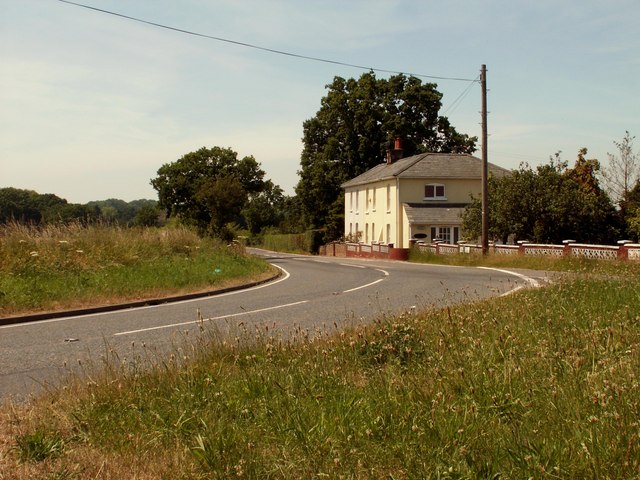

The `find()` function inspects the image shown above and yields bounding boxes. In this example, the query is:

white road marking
[342,278,385,293]
[113,262,391,333]
[333,264,389,292]
[113,300,309,336]
[499,285,526,297]
[0,265,292,330]
[478,267,541,295]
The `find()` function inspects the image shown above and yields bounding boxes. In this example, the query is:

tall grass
[2,262,638,478]
[0,222,272,316]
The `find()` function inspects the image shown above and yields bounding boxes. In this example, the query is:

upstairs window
[425,183,446,200]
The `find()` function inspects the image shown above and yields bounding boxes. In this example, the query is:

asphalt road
[0,250,549,401]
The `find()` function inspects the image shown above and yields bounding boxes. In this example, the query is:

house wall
[345,177,483,248]
[344,181,398,245]
[397,178,481,204]
[396,178,481,247]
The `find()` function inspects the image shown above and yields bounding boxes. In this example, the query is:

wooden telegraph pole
[481,64,489,255]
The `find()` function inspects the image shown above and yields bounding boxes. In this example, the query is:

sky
[2,0,639,204]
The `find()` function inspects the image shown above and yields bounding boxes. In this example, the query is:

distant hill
[0,188,160,226]
[86,198,159,225]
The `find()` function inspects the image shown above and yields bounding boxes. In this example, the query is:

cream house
[342,148,509,248]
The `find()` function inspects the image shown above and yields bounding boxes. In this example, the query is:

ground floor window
[430,226,459,244]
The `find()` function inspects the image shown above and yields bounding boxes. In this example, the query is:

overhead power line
[57,0,477,83]
[443,75,480,115]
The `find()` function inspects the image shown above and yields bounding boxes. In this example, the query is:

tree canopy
[462,150,618,244]
[0,187,100,225]
[150,146,269,236]
[0,188,161,227]
[296,72,477,237]
[241,180,287,235]
[85,198,160,225]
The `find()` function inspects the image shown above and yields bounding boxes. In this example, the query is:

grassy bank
[1,260,638,478]
[0,223,273,317]
[409,246,640,276]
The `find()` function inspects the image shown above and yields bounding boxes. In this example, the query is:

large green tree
[462,150,618,244]
[150,146,267,235]
[296,72,477,237]
[241,180,286,235]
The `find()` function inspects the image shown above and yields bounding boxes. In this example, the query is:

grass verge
[409,246,640,276]
[1,260,638,478]
[0,223,273,317]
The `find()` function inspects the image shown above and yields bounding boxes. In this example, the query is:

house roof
[403,203,466,225]
[341,152,510,188]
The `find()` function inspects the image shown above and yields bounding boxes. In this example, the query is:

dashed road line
[114,300,309,336]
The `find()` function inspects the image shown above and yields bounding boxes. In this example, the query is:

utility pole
[481,64,489,255]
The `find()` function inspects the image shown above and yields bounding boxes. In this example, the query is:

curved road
[0,251,548,400]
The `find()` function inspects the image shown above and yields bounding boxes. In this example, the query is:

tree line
[462,134,640,244]
[0,188,161,227]
[151,72,640,245]
[5,72,638,245]
[150,73,475,241]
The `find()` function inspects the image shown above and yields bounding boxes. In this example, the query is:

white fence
[416,240,640,261]
[323,240,640,262]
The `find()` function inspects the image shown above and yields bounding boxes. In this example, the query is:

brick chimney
[386,137,404,164]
